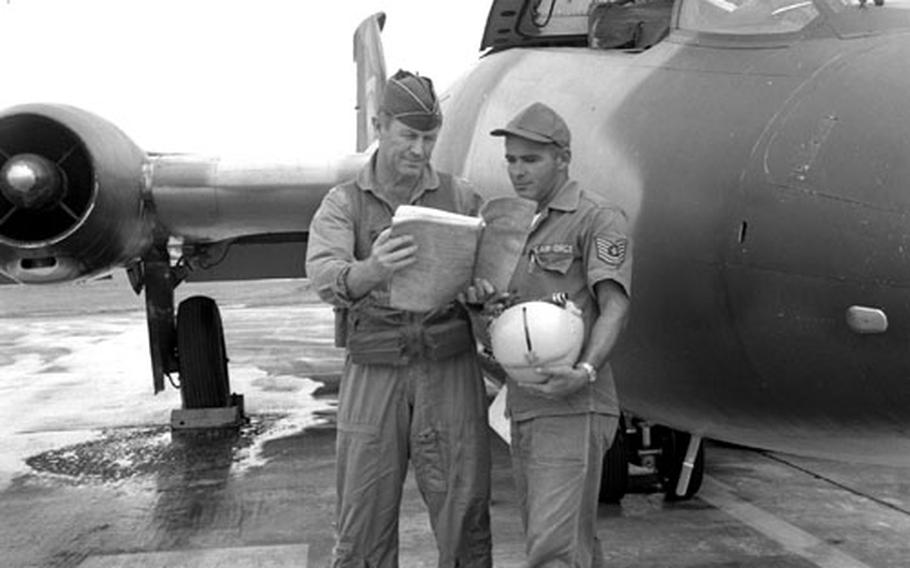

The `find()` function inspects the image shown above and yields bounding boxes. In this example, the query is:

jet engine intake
[0,104,152,283]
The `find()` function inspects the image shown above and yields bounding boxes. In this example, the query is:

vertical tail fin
[353,12,387,152]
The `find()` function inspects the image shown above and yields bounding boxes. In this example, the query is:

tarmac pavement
[2,276,910,567]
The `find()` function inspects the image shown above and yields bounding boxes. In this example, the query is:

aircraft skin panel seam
[721,260,910,289]
[527,46,810,78]
[762,182,907,214]
[716,261,764,416]
[634,64,804,78]
[651,254,910,289]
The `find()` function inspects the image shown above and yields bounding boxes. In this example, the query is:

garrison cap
[491,102,571,149]
[380,69,442,132]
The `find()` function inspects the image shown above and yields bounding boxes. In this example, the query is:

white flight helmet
[489,299,584,384]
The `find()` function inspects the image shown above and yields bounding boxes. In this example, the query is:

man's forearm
[579,280,630,369]
[343,257,386,300]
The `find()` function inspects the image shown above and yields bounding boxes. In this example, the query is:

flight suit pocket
[346,327,406,365]
[413,428,448,494]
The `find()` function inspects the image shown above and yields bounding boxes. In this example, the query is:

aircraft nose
[0,153,64,210]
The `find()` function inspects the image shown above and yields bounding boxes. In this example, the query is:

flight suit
[305,155,492,568]
[505,180,632,567]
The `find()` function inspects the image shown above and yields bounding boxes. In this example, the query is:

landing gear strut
[599,414,629,503]
[598,413,705,503]
[653,425,704,500]
[130,243,243,428]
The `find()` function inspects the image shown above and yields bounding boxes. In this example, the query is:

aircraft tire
[176,295,231,409]
[599,415,628,503]
[654,426,704,501]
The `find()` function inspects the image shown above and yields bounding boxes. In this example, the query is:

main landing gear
[128,243,244,429]
[176,296,232,409]
[599,413,705,503]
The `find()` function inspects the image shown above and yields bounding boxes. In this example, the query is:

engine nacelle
[0,104,153,283]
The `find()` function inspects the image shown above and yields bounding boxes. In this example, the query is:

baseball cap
[379,69,442,132]
[490,102,571,148]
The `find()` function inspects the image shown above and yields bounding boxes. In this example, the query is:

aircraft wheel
[655,426,704,501]
[599,415,628,503]
[176,295,231,409]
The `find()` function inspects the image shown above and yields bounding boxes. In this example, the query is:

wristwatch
[577,361,597,383]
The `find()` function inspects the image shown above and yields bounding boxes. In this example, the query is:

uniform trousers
[510,412,618,568]
[331,351,492,567]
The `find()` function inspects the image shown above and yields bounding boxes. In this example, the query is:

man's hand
[459,278,520,319]
[460,278,497,306]
[517,364,589,398]
[366,228,418,281]
[344,228,417,300]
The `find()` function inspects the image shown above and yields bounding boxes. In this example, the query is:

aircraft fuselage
[434,28,910,464]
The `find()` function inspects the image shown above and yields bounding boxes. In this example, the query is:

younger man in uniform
[482,102,633,566]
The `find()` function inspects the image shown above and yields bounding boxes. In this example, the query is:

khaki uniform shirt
[506,180,633,421]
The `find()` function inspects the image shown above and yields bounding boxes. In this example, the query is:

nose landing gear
[599,413,705,503]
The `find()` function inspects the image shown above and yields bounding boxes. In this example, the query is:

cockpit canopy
[481,0,910,51]
[679,0,820,34]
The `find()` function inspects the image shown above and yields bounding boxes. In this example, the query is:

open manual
[388,195,537,312]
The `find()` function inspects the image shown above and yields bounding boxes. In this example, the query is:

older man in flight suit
[485,102,633,566]
[305,70,492,567]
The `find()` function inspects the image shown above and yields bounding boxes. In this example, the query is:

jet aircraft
[2,0,910,501]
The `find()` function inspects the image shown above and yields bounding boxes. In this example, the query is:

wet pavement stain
[22,418,281,483]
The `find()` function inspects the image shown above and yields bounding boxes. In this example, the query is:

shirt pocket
[533,250,575,274]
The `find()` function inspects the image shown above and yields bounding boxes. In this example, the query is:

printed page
[388,206,484,312]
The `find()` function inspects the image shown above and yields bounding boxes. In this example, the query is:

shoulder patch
[595,236,628,267]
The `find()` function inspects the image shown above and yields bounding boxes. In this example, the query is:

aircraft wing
[0,12,388,286]
[0,103,369,284]
[0,12,390,399]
